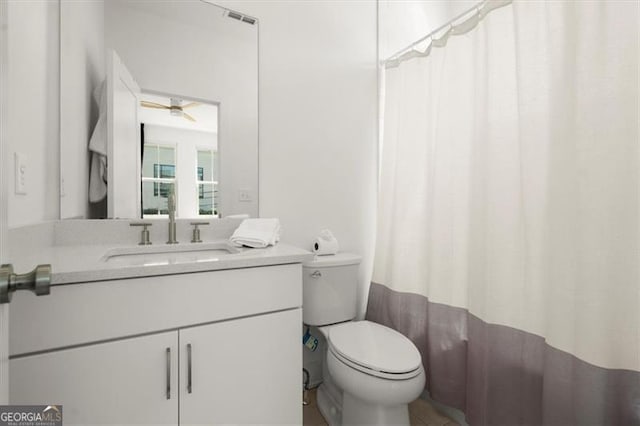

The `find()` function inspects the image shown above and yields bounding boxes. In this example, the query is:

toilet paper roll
[312,229,339,255]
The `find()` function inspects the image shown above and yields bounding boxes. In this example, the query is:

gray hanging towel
[88,80,107,203]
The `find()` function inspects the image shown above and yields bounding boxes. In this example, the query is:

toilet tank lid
[302,253,362,268]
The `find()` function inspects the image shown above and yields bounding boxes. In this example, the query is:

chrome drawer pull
[166,347,171,400]
[187,343,193,394]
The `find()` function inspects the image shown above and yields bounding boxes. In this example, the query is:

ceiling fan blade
[183,112,197,122]
[181,102,201,109]
[140,101,170,109]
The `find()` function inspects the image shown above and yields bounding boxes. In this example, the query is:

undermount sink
[102,241,242,266]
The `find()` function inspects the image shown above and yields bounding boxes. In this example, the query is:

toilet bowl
[303,254,425,425]
[324,320,425,425]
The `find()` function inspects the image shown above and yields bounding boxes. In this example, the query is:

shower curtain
[367,1,639,425]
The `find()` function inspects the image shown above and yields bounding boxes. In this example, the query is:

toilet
[303,253,425,426]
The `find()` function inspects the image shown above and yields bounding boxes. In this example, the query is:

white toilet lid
[328,321,422,374]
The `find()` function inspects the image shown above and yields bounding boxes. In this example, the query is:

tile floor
[302,388,459,426]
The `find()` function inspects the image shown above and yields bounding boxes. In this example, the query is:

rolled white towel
[229,218,281,248]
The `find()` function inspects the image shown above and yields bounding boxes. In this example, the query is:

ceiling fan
[140,98,200,122]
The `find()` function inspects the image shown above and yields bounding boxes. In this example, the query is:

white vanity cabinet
[179,309,301,425]
[11,331,180,425]
[9,263,304,425]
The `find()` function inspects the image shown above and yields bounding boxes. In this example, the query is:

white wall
[59,0,104,219]
[6,1,59,228]
[219,0,378,317]
[379,0,478,59]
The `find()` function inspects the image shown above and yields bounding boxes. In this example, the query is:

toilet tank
[302,253,362,326]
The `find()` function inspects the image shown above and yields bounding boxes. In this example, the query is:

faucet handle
[189,222,209,243]
[130,222,152,245]
[167,192,176,220]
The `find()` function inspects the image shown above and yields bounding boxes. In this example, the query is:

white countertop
[8,242,313,285]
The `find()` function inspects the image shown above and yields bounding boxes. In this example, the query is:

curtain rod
[382,0,498,64]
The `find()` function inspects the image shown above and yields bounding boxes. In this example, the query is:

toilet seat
[327,321,422,380]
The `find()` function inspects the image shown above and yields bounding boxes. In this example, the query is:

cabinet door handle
[166,347,171,400]
[187,343,193,394]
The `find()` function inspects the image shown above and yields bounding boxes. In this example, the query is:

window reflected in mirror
[197,150,218,216]
[142,144,176,216]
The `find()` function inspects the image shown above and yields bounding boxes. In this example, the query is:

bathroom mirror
[59,0,258,219]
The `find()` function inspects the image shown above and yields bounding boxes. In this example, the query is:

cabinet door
[179,309,302,425]
[10,331,179,425]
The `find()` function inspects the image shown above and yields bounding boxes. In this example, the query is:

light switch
[238,189,252,202]
[14,152,26,195]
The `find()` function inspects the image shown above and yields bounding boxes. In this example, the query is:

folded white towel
[226,214,250,219]
[229,218,281,248]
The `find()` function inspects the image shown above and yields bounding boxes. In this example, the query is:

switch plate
[14,152,26,195]
[238,189,252,202]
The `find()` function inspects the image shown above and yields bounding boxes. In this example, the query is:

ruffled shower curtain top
[367,1,639,424]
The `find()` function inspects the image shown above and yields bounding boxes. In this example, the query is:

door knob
[0,264,52,304]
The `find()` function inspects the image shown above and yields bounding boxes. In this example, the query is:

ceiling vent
[226,10,256,25]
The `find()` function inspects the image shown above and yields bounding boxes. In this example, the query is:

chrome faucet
[167,192,178,244]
